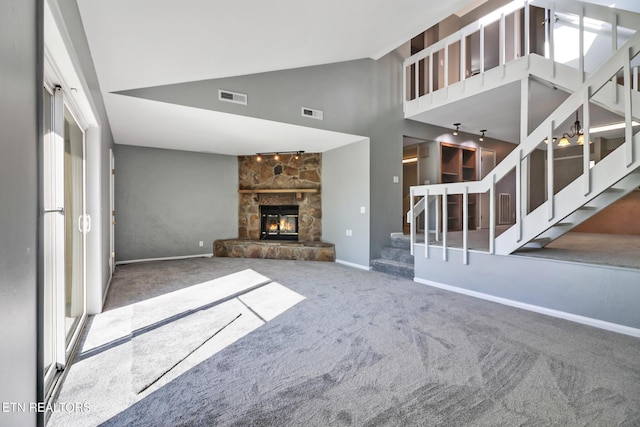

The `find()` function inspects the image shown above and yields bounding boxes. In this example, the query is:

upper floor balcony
[403,0,640,134]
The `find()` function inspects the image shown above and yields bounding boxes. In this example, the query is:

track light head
[255,150,304,161]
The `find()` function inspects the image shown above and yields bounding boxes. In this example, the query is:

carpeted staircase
[371,232,414,279]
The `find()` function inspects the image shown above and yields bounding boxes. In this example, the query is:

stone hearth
[213,240,335,261]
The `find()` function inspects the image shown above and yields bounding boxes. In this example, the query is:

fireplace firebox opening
[260,205,299,241]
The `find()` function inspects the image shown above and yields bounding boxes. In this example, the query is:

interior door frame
[479,148,497,229]
[42,84,89,402]
[42,83,65,394]
[43,1,101,406]
[62,101,88,357]
[110,148,115,275]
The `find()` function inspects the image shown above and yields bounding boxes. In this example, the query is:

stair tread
[372,258,413,267]
[390,232,425,241]
[382,245,412,251]
[390,240,411,249]
[390,232,407,239]
[389,233,424,249]
[371,258,414,278]
[381,246,414,262]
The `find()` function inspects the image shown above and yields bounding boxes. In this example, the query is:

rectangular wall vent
[498,193,511,225]
[218,89,247,105]
[301,107,323,120]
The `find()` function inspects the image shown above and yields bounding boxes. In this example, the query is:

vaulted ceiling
[76,0,640,154]
[77,0,479,154]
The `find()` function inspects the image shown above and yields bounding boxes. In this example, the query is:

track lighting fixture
[453,123,460,136]
[255,151,305,161]
[479,130,486,142]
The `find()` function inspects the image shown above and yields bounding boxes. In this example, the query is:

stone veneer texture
[238,153,322,241]
[213,240,335,261]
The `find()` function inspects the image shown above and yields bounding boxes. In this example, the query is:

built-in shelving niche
[440,142,477,231]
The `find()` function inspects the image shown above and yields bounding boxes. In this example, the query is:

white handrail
[414,29,640,198]
[404,0,529,101]
[404,0,527,66]
[410,29,640,260]
[404,0,640,102]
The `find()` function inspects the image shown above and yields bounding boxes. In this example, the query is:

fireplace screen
[260,205,299,240]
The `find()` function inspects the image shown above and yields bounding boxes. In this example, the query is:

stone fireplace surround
[214,153,335,261]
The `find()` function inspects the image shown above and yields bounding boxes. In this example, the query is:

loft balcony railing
[403,0,640,109]
[409,28,640,263]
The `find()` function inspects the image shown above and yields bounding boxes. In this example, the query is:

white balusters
[583,93,591,196]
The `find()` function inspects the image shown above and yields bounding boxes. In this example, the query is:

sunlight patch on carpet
[121,270,306,395]
[238,282,306,321]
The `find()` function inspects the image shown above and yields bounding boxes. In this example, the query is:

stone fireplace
[213,152,334,261]
[237,153,322,241]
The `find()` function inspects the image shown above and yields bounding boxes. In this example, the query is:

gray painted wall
[118,58,394,137]
[115,145,238,261]
[119,52,405,262]
[322,139,371,267]
[414,246,640,329]
[0,0,40,424]
[368,55,405,258]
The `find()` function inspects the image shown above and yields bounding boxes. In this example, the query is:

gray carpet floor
[424,230,640,269]
[48,257,640,426]
[516,232,640,269]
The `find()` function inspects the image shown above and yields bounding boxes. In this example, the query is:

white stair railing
[404,0,528,104]
[410,29,640,262]
[404,0,640,113]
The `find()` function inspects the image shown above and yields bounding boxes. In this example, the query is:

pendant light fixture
[558,111,591,146]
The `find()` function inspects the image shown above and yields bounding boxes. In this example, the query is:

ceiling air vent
[301,107,323,120]
[218,89,247,105]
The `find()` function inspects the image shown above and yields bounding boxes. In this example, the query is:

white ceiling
[78,0,477,92]
[76,0,477,155]
[105,94,367,155]
[410,82,527,143]
[410,79,629,144]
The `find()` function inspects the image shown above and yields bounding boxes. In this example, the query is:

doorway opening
[43,85,88,403]
[403,136,430,234]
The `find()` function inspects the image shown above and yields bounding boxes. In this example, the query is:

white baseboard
[414,277,640,338]
[115,253,213,266]
[336,259,371,271]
